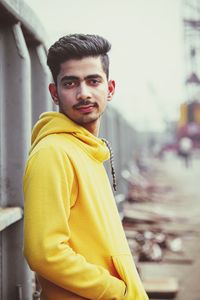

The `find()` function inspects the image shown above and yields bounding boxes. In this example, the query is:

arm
[23,146,126,300]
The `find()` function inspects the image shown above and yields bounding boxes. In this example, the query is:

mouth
[75,104,97,114]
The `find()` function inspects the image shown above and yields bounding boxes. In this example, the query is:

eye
[89,79,101,85]
[63,81,78,88]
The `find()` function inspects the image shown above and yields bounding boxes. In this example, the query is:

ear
[107,80,115,101]
[49,83,59,105]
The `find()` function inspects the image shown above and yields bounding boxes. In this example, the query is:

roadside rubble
[120,156,198,299]
[125,229,183,262]
[121,157,194,260]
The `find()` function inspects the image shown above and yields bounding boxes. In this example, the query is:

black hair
[47,33,111,83]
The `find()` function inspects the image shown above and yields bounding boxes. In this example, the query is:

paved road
[136,153,200,300]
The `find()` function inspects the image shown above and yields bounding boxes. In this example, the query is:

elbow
[23,242,60,276]
[24,245,44,273]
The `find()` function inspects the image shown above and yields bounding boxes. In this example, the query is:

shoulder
[26,135,75,174]
[30,133,76,159]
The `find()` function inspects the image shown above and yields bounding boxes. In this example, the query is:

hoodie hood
[30,112,109,162]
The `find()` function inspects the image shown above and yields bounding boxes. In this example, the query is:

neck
[83,120,100,136]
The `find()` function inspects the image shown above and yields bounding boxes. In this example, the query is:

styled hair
[47,33,111,83]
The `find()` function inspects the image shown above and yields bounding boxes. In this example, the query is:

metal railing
[0,1,137,299]
[0,0,53,298]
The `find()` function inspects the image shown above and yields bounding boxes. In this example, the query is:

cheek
[59,90,74,102]
[101,91,109,105]
[97,88,108,100]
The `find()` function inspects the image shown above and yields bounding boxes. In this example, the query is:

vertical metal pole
[1,23,32,300]
[16,284,23,300]
[0,25,6,300]
[0,25,5,300]
[112,110,122,193]
[0,233,2,300]
[115,112,124,194]
[28,44,53,126]
[0,26,5,208]
[103,107,113,185]
[118,116,128,195]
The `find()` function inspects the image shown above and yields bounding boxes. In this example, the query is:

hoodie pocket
[111,255,131,290]
[111,255,148,300]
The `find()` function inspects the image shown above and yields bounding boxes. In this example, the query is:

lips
[76,104,96,113]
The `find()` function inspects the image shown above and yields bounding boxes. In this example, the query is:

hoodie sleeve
[23,146,126,300]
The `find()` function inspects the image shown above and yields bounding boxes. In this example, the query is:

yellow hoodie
[23,112,148,300]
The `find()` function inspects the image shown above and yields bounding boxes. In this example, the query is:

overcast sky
[24,0,185,131]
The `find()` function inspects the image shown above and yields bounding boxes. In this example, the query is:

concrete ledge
[0,0,48,46]
[0,207,23,231]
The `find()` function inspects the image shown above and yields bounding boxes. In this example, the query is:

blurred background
[0,0,200,299]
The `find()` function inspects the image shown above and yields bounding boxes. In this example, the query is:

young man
[23,34,148,300]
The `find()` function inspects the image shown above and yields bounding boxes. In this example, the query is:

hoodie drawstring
[101,138,117,191]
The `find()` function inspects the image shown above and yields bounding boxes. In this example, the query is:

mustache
[73,100,97,109]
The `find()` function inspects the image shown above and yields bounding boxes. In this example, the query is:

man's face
[49,56,115,135]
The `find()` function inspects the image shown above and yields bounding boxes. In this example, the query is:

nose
[76,82,91,100]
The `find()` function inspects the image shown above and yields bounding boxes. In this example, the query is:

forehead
[58,56,106,80]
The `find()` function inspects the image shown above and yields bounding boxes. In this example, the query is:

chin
[77,114,100,125]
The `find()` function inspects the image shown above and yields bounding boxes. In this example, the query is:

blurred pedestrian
[178,137,193,168]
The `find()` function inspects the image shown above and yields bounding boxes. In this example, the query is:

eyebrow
[60,74,103,82]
